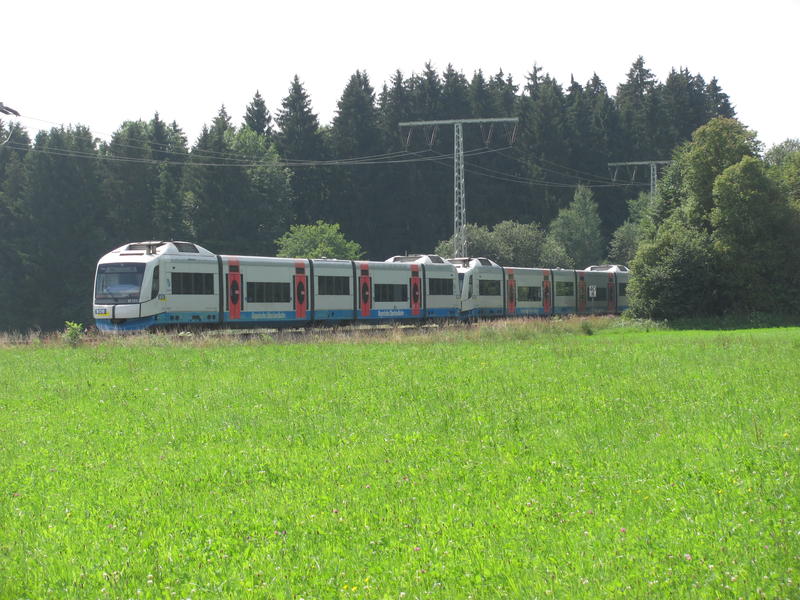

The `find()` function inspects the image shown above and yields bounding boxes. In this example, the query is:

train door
[294,261,308,319]
[358,263,371,317]
[227,259,242,320]
[542,270,552,316]
[577,272,587,314]
[607,273,616,313]
[506,269,516,316]
[410,265,421,316]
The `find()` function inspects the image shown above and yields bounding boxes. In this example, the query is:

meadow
[0,319,798,598]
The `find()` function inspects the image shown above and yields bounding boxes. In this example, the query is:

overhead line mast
[399,118,519,258]
[608,160,671,198]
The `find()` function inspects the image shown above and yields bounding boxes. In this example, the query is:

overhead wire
[3,113,646,187]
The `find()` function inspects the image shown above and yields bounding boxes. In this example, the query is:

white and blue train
[93,241,630,332]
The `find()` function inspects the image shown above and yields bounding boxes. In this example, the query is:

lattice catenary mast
[399,118,518,257]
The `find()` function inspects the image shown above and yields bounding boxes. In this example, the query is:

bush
[62,321,85,347]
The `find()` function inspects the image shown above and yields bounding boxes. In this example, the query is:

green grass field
[1,320,798,598]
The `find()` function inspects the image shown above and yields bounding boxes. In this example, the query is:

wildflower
[620,527,627,534]
[684,554,692,561]
[414,546,421,551]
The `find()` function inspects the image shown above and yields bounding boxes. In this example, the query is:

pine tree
[658,68,709,153]
[468,70,496,118]
[329,70,384,256]
[517,67,571,222]
[150,116,188,239]
[488,70,518,116]
[244,90,273,138]
[548,185,604,268]
[100,120,157,243]
[705,78,735,119]
[616,56,661,159]
[21,126,109,329]
[275,76,327,224]
[185,106,292,255]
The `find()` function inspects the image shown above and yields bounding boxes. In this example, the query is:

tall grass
[0,325,797,598]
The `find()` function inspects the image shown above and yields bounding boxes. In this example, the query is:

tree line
[2,56,782,331]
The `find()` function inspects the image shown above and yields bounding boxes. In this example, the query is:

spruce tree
[616,56,661,159]
[548,185,604,268]
[329,70,384,256]
[244,90,273,139]
[21,126,109,329]
[275,76,327,224]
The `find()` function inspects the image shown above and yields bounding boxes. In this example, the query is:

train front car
[93,241,217,332]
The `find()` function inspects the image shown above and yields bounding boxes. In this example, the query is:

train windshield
[95,263,146,304]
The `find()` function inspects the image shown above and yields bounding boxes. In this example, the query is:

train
[92,241,630,332]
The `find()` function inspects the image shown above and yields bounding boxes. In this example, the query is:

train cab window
[593,286,607,301]
[555,281,574,297]
[619,283,628,297]
[95,263,145,304]
[174,242,199,253]
[374,283,408,302]
[478,280,501,296]
[517,285,542,302]
[151,266,160,299]
[318,275,350,295]
[429,278,454,295]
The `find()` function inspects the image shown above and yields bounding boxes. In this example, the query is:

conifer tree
[20,126,109,329]
[616,56,661,159]
[548,185,604,267]
[275,76,327,224]
[329,70,385,256]
[244,90,273,138]
[149,116,188,239]
[101,120,157,243]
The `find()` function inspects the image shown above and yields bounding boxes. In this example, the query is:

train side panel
[551,269,577,315]
[511,268,547,316]
[312,260,356,323]
[232,256,307,327]
[423,263,460,319]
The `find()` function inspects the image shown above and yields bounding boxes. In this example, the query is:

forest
[1,56,798,331]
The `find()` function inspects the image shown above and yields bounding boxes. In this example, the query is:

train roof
[446,257,500,270]
[584,264,630,273]
[385,254,447,264]
[105,241,216,258]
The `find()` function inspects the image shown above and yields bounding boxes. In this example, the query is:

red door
[506,269,516,315]
[294,261,308,319]
[542,270,552,315]
[359,264,371,318]
[577,273,587,314]
[607,274,616,313]
[227,260,242,320]
[410,265,421,316]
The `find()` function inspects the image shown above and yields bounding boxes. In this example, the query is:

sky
[3,0,798,152]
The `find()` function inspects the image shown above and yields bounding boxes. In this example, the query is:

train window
[374,283,408,302]
[95,263,145,304]
[318,275,350,295]
[172,272,214,295]
[247,281,290,303]
[555,281,574,297]
[429,278,453,295]
[151,266,160,300]
[479,279,501,296]
[594,286,607,301]
[618,283,628,297]
[517,285,542,302]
